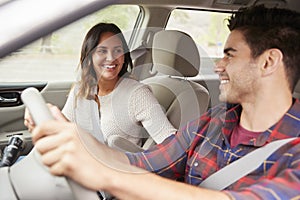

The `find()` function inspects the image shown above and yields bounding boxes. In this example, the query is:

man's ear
[260,48,283,77]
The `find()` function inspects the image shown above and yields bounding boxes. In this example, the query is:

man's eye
[224,53,233,59]
[226,52,232,57]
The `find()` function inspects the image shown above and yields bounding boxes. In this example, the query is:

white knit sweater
[62,77,176,147]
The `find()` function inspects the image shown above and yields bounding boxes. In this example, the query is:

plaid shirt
[126,99,300,199]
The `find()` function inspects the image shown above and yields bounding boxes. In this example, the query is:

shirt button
[194,162,199,167]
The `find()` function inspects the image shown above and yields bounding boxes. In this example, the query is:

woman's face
[92,31,125,82]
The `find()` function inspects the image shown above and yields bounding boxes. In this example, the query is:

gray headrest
[152,30,200,77]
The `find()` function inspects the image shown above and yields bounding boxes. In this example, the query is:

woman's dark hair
[77,23,133,99]
[227,5,300,91]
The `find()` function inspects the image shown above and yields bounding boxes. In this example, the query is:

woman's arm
[131,86,177,144]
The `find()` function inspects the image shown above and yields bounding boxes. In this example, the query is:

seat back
[142,30,210,131]
[110,30,210,152]
[293,79,300,99]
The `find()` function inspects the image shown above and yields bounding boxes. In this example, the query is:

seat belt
[199,137,297,190]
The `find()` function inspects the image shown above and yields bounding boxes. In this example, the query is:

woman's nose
[106,51,114,61]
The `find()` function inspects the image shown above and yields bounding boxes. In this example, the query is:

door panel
[0,81,72,153]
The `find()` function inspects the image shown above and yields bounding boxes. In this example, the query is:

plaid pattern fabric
[126,99,300,199]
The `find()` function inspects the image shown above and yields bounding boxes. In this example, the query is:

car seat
[110,30,210,152]
[293,79,300,99]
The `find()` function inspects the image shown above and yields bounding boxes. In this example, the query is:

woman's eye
[96,48,107,54]
[114,48,124,54]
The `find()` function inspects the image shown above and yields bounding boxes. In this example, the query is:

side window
[0,5,140,82]
[166,9,231,76]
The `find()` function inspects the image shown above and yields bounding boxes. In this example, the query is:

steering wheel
[0,87,99,200]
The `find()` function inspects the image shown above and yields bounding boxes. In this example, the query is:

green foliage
[88,5,139,31]
[198,13,230,47]
[168,10,231,57]
[43,5,140,54]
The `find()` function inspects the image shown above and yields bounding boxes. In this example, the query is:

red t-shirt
[230,124,262,147]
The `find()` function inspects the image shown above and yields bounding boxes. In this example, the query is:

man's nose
[214,58,225,74]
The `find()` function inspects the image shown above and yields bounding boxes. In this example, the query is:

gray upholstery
[142,30,210,144]
[151,30,200,77]
[293,79,300,99]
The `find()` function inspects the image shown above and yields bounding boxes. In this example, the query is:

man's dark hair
[227,5,300,91]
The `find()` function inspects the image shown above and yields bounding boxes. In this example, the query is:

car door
[0,81,72,154]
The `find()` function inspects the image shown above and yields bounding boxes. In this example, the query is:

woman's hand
[24,107,36,132]
[24,103,68,132]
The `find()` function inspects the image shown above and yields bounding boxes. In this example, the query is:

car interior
[0,0,299,199]
[110,29,211,152]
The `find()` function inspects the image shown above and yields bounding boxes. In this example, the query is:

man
[31,5,300,199]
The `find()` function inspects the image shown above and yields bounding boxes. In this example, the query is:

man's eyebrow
[224,47,237,54]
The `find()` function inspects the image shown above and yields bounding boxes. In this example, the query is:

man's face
[215,30,260,104]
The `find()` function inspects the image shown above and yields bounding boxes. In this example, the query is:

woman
[58,23,176,150]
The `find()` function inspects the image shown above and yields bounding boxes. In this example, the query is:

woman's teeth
[103,65,115,69]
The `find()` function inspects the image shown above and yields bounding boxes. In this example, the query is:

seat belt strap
[199,137,297,190]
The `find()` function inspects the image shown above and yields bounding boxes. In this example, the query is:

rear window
[166,9,231,76]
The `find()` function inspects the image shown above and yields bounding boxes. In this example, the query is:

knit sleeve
[129,85,177,144]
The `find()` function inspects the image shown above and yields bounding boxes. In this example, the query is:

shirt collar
[222,99,300,147]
